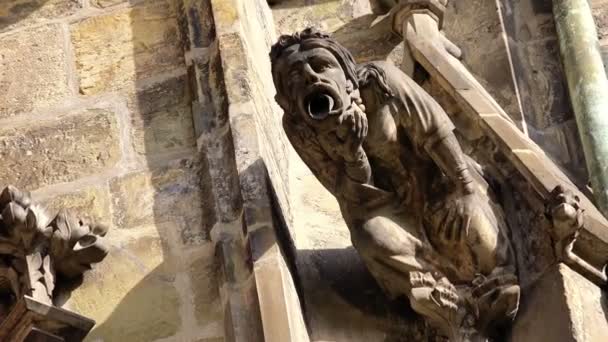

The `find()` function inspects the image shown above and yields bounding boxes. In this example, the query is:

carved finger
[354,111,361,137]
[360,113,368,140]
[439,207,455,241]
[448,215,462,242]
[436,210,450,241]
[461,215,471,242]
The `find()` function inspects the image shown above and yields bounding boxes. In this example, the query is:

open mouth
[306,92,335,120]
[300,84,342,121]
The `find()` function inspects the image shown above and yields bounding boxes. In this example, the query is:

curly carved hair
[269,28,394,112]
[269,28,359,111]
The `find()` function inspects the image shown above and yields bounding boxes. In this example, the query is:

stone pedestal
[0,296,95,342]
[510,264,608,342]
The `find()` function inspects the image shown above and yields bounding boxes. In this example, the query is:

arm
[283,115,340,195]
[283,111,372,201]
[424,132,475,195]
[378,61,474,194]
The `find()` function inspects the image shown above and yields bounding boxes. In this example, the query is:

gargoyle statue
[270,28,520,341]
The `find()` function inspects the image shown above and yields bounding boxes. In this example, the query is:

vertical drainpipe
[553,0,608,217]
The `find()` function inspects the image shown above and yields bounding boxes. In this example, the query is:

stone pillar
[510,264,608,342]
[182,0,309,341]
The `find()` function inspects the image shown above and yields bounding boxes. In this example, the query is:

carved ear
[346,80,353,94]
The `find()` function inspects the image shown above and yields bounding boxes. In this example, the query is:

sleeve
[383,62,455,150]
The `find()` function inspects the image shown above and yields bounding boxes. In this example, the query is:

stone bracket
[392,5,608,286]
[0,296,95,342]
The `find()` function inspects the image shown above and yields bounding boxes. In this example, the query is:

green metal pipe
[553,0,608,217]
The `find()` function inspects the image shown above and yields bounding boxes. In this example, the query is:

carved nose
[303,64,321,84]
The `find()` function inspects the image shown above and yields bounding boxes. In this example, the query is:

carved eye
[310,58,332,73]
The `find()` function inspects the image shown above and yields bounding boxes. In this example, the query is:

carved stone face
[276,44,351,130]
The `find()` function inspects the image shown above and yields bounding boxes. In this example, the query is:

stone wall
[0,0,222,341]
[488,0,608,183]
[592,0,608,72]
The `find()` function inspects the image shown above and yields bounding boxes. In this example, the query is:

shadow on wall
[295,247,429,341]
[56,0,220,341]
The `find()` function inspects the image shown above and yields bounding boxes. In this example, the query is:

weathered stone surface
[109,158,212,244]
[514,39,571,129]
[271,0,350,35]
[443,0,522,124]
[203,132,242,223]
[510,264,608,342]
[0,24,70,118]
[190,251,223,327]
[67,226,181,342]
[90,0,127,8]
[592,0,608,40]
[129,74,196,156]
[40,186,112,227]
[0,108,120,190]
[70,0,184,95]
[0,0,82,32]
[182,0,215,48]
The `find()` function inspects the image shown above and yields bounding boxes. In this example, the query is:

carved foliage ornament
[0,186,108,317]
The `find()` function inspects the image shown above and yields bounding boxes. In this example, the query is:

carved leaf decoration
[56,234,109,278]
[49,210,74,260]
[32,281,51,304]
[0,186,31,212]
[43,255,55,298]
[2,203,27,237]
[26,253,44,287]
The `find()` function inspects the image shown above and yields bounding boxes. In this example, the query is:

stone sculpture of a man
[270,28,519,340]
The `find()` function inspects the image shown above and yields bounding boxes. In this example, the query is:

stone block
[221,278,264,342]
[70,0,185,95]
[190,251,223,326]
[193,49,229,138]
[109,158,212,244]
[0,0,83,32]
[0,24,71,118]
[204,133,242,223]
[253,251,309,342]
[0,108,120,191]
[216,33,252,104]
[67,226,182,341]
[128,75,196,156]
[510,264,608,342]
[40,186,112,228]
